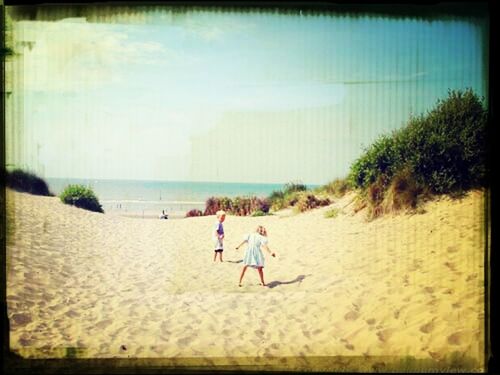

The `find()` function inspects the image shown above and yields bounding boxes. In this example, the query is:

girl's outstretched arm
[235,240,247,250]
[262,244,276,257]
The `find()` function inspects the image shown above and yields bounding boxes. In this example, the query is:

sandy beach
[6,188,487,371]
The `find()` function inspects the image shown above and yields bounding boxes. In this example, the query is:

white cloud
[13,19,169,92]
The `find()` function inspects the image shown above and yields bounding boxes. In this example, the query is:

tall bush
[5,169,52,196]
[349,89,488,195]
[60,184,104,213]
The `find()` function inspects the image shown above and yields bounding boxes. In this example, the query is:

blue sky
[6,9,488,184]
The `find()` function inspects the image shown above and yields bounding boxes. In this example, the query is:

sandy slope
[5,188,487,370]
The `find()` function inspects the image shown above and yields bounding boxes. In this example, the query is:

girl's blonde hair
[256,225,267,236]
[216,210,226,218]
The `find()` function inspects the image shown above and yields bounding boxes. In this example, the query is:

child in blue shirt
[213,210,226,262]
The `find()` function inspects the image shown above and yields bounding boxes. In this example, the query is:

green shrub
[349,89,488,197]
[324,208,340,218]
[405,89,487,193]
[319,178,351,197]
[268,189,284,202]
[268,187,296,211]
[5,169,53,196]
[251,210,266,217]
[285,191,301,206]
[60,184,103,213]
[283,181,307,195]
[270,196,287,211]
[268,182,333,213]
[348,133,405,190]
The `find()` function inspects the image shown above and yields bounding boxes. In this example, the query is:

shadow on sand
[266,274,311,289]
[226,259,243,264]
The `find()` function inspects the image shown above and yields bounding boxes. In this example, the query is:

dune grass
[324,208,340,219]
[203,196,271,217]
[348,89,487,220]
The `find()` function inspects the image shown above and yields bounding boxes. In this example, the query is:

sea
[45,178,297,218]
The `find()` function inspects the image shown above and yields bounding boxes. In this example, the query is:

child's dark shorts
[214,249,223,252]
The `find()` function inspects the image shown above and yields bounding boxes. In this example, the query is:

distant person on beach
[235,225,276,287]
[213,210,226,262]
[159,210,168,219]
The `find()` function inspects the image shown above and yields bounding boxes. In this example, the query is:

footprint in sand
[423,286,434,294]
[344,311,359,321]
[447,245,458,253]
[447,332,462,345]
[177,336,194,347]
[95,319,112,330]
[419,321,435,334]
[49,303,66,312]
[428,351,443,361]
[345,343,355,351]
[19,336,35,346]
[403,275,410,286]
[376,329,393,342]
[254,329,265,338]
[444,262,456,271]
[10,313,32,327]
[65,310,80,318]
[466,273,478,282]
[366,318,376,325]
[427,299,438,306]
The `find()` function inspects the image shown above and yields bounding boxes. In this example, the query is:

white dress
[242,233,268,268]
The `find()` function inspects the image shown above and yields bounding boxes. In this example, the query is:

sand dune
[6,188,486,371]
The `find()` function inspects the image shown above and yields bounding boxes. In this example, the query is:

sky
[5,8,488,185]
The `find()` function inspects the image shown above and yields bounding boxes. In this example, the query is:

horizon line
[43,176,323,187]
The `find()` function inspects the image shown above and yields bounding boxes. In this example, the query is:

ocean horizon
[45,178,317,218]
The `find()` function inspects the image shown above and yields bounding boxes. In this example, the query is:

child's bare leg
[239,266,248,286]
[213,251,217,262]
[219,251,223,262]
[257,267,266,286]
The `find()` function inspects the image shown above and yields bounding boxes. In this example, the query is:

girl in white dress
[235,225,276,287]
